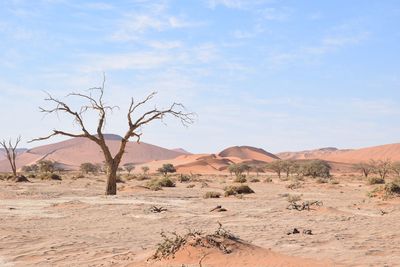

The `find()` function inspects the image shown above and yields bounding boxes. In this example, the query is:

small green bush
[368,177,385,185]
[224,185,254,197]
[203,191,222,199]
[146,177,175,191]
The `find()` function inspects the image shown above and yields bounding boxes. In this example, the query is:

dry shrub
[233,175,247,183]
[224,185,254,197]
[316,178,329,184]
[264,177,273,183]
[179,174,191,183]
[146,177,176,191]
[368,177,385,185]
[384,182,400,196]
[249,178,260,183]
[135,174,151,181]
[203,191,222,199]
[286,181,302,189]
[287,194,302,203]
[150,223,239,261]
[330,179,339,184]
[201,181,209,188]
[39,173,62,180]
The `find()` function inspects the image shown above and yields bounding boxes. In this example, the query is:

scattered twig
[149,206,168,213]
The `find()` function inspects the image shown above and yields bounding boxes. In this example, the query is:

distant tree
[391,162,400,177]
[22,164,39,173]
[141,166,150,175]
[29,75,194,195]
[354,162,374,178]
[80,162,100,174]
[301,160,331,178]
[38,160,56,173]
[266,160,286,178]
[228,163,247,178]
[123,163,135,174]
[251,165,265,177]
[0,136,21,177]
[290,162,303,177]
[282,160,295,177]
[242,164,251,176]
[157,164,176,176]
[371,159,392,180]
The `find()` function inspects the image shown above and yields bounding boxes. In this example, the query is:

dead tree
[0,136,21,177]
[30,76,194,195]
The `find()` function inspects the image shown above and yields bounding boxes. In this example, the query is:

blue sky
[0,0,400,153]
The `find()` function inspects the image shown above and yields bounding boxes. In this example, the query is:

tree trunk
[11,165,17,177]
[105,162,118,195]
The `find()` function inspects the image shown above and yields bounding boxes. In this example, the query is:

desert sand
[1,172,399,266]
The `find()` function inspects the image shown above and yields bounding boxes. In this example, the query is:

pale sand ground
[0,174,399,266]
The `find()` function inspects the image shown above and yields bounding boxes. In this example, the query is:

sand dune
[137,146,280,174]
[278,143,400,164]
[171,148,192,154]
[0,134,185,172]
[219,146,280,162]
[0,148,27,162]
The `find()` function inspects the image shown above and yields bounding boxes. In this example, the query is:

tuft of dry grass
[203,191,222,199]
[286,194,302,203]
[368,177,385,185]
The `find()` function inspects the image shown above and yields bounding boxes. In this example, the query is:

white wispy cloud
[207,0,245,9]
[207,0,271,10]
[260,7,291,21]
[77,42,220,72]
[111,5,196,42]
[83,2,114,10]
[267,30,370,69]
[79,52,172,72]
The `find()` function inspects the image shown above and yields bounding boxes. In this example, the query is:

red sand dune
[137,146,279,174]
[219,146,280,162]
[278,143,400,164]
[0,134,185,172]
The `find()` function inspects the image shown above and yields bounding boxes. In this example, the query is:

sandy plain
[0,172,399,267]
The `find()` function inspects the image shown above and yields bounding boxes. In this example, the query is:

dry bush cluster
[150,223,239,261]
